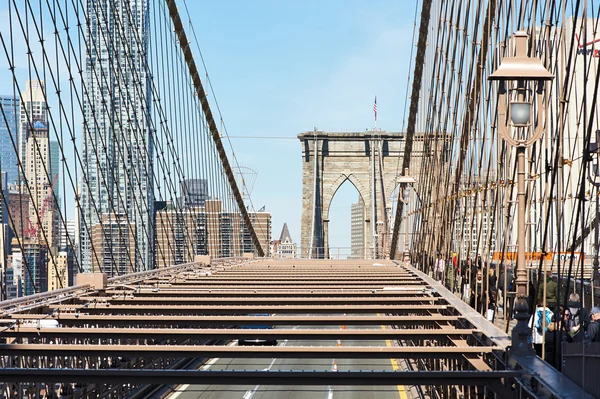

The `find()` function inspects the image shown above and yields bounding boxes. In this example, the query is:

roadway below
[167,314,411,399]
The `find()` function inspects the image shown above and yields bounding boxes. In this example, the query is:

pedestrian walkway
[423,263,523,336]
[492,307,516,335]
[444,277,517,335]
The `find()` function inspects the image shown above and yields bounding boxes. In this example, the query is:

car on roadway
[238,313,278,346]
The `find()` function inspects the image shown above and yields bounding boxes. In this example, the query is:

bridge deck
[0,258,593,398]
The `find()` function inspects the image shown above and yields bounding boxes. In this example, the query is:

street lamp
[401,185,412,265]
[488,31,553,356]
[395,168,416,261]
[587,130,600,305]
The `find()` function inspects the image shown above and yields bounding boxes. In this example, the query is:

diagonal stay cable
[164,0,264,256]
[390,0,432,259]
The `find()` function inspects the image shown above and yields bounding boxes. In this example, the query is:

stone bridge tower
[298,130,428,259]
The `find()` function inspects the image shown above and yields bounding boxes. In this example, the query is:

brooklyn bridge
[0,1,599,398]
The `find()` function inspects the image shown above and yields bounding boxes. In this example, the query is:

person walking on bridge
[565,292,590,342]
[470,270,489,316]
[435,254,446,284]
[536,269,558,312]
[585,307,600,343]
[529,299,556,363]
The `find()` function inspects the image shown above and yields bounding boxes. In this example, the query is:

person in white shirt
[435,255,446,283]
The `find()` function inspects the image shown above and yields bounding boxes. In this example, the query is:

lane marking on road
[200,356,220,370]
[243,385,260,399]
[262,357,277,371]
[243,323,301,398]
[169,385,189,399]
[380,318,409,399]
[325,357,336,399]
[325,321,342,399]
[169,340,238,399]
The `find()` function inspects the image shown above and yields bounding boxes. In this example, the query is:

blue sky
[0,0,420,256]
[185,0,420,253]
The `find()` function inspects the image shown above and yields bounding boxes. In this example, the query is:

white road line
[243,385,260,399]
[325,358,336,399]
[243,323,302,398]
[169,341,238,398]
[169,384,189,399]
[262,357,277,371]
[200,356,220,370]
[325,316,344,398]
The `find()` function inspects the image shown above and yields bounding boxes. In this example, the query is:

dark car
[238,314,278,346]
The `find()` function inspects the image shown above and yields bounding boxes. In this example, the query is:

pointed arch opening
[326,177,367,259]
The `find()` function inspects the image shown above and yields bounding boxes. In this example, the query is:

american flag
[373,96,377,121]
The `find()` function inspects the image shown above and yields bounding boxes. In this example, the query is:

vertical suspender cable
[165,0,263,256]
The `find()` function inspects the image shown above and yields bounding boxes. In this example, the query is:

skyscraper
[20,81,46,171]
[179,179,208,207]
[0,172,8,300]
[26,120,56,248]
[50,140,60,207]
[0,172,8,226]
[0,95,20,185]
[154,199,271,268]
[80,0,154,273]
[22,242,47,296]
[351,197,365,259]
[57,218,76,251]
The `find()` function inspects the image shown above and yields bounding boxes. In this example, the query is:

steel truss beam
[3,327,479,340]
[44,304,450,314]
[107,262,208,285]
[5,314,462,326]
[210,272,416,276]
[80,291,434,298]
[0,369,520,385]
[93,296,441,305]
[146,277,421,283]
[118,284,426,289]
[0,259,519,394]
[0,344,498,358]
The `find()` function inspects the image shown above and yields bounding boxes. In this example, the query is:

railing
[0,285,92,316]
[298,246,385,260]
[561,342,600,397]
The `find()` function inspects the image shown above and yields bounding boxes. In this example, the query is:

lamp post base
[511,296,534,356]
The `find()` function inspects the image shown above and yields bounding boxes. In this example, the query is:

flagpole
[374,95,377,130]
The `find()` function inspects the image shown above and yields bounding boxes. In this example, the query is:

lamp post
[395,169,416,261]
[488,31,553,356]
[588,130,600,306]
[403,185,411,265]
